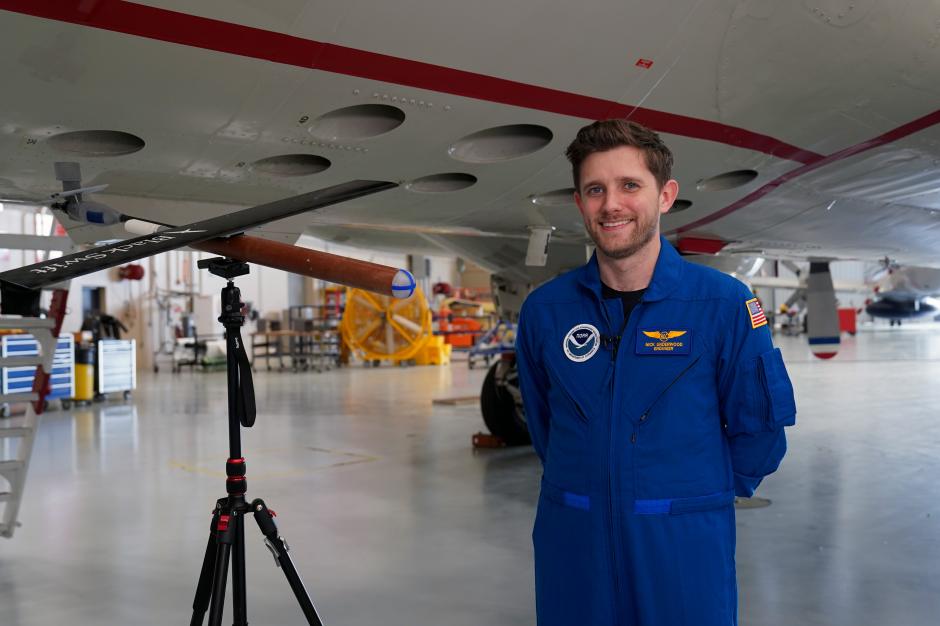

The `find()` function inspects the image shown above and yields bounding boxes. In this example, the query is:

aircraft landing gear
[480,357,530,446]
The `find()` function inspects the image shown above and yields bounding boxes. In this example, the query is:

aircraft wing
[1,1,939,275]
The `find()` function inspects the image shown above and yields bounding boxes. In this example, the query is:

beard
[588,211,659,260]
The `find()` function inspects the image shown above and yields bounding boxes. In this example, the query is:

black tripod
[190,257,323,626]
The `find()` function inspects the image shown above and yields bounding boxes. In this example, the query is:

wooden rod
[192,234,414,298]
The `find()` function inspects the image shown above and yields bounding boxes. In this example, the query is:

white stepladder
[0,288,68,538]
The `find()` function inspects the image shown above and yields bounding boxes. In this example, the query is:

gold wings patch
[643,330,687,341]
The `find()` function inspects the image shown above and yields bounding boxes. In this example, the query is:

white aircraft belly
[1,0,939,274]
[676,124,940,265]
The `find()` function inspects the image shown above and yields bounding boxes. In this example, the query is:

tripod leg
[231,511,248,626]
[191,504,224,626]
[208,510,236,626]
[251,499,325,626]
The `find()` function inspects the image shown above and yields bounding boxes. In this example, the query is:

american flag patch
[746,298,767,329]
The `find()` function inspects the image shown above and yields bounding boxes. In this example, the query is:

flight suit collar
[577,236,683,303]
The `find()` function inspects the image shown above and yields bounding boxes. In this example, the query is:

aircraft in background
[709,255,940,327]
[1,0,940,442]
[864,265,940,326]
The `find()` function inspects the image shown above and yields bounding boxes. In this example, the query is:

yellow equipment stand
[414,335,452,365]
[340,286,433,364]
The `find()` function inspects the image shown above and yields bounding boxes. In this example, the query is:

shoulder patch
[745,297,768,329]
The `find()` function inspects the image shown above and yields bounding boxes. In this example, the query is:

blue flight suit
[516,237,796,626]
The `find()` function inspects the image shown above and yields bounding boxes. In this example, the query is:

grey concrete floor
[1,328,939,625]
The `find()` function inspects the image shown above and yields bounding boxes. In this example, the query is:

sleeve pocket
[757,348,796,428]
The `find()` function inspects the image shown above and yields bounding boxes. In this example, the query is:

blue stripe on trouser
[541,482,734,515]
[633,490,735,515]
[540,480,590,511]
[563,492,590,511]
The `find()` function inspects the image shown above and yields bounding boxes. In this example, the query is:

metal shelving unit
[97,339,136,399]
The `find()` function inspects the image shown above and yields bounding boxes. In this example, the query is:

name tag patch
[636,329,692,355]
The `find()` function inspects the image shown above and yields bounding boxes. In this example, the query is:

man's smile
[599,217,635,230]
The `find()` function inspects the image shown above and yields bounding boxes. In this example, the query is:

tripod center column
[227,457,247,495]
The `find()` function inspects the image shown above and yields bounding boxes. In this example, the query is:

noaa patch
[563,324,601,362]
[636,329,692,355]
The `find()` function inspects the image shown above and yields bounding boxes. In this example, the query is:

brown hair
[565,119,674,191]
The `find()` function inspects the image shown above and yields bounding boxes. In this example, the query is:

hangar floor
[1,328,938,626]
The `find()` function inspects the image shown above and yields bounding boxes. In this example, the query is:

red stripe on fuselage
[2,1,939,230]
[0,0,821,165]
[667,107,940,234]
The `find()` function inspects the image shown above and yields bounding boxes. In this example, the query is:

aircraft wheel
[480,359,530,446]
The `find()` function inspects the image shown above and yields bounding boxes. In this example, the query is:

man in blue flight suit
[516,120,796,626]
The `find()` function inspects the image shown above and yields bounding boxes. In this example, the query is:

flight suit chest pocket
[545,320,613,421]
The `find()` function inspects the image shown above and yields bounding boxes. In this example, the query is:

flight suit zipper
[607,362,621,623]
[607,302,634,624]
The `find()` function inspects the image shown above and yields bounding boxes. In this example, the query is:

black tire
[480,361,530,446]
[60,399,72,410]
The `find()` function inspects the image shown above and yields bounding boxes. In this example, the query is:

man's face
[574,146,678,261]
